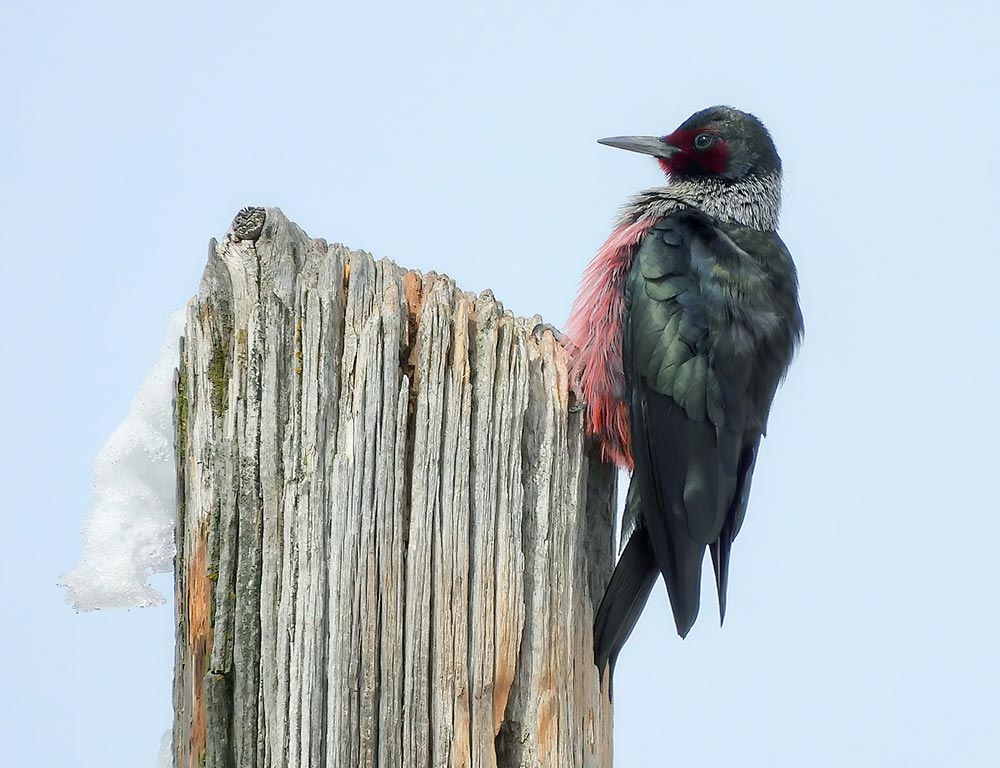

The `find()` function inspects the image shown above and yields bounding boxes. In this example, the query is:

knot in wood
[231,206,266,241]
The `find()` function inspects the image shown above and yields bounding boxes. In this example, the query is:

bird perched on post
[565,106,803,675]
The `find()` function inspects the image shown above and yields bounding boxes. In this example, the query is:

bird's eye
[693,133,716,150]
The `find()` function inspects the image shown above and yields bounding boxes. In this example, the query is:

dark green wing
[625,211,781,636]
[594,208,801,664]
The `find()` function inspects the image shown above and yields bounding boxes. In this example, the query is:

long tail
[593,525,658,676]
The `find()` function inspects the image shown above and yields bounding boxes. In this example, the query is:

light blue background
[3,1,997,765]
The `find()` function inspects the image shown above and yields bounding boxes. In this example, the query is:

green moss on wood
[203,301,234,416]
[177,363,189,457]
[208,339,229,415]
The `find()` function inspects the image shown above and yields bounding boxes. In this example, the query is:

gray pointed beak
[597,135,681,160]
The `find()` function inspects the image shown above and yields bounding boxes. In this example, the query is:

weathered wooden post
[172,208,617,768]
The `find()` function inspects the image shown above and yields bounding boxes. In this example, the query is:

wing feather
[624,212,758,635]
[596,207,801,649]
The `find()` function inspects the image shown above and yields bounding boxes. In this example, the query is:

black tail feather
[593,527,659,677]
[658,533,707,639]
[709,440,759,625]
[709,524,732,625]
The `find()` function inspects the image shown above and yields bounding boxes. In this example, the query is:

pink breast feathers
[564,217,657,470]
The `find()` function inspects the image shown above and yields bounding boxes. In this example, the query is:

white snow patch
[157,729,173,768]
[61,309,185,610]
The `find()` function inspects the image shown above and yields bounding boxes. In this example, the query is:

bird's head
[599,106,781,182]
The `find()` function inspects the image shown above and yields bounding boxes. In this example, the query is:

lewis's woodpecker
[565,106,803,673]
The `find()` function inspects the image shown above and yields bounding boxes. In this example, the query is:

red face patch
[657,127,729,177]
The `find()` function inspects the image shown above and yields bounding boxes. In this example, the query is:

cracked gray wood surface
[172,208,616,768]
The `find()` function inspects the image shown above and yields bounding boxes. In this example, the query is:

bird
[564,106,803,676]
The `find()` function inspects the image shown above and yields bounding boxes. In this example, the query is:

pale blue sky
[3,1,998,765]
